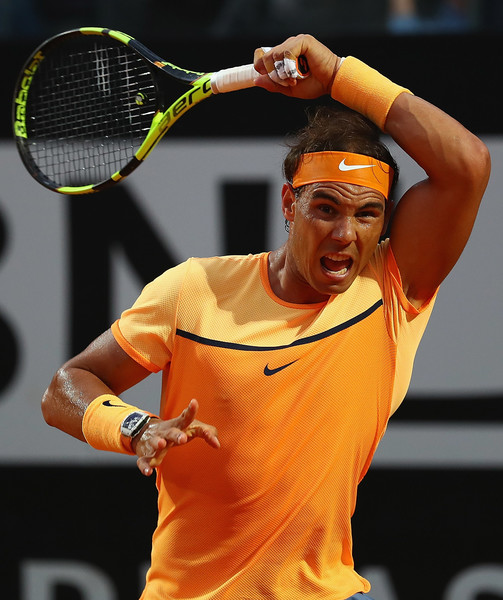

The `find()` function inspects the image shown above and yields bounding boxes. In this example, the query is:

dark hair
[283,104,399,198]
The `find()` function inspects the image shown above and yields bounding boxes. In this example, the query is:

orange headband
[292,151,394,199]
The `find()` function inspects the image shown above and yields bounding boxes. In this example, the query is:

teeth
[322,255,351,276]
[328,266,348,276]
[326,254,344,261]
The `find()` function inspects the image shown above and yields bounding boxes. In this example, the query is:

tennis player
[42,34,490,600]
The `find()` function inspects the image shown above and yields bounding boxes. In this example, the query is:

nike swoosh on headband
[292,151,393,199]
[338,159,374,172]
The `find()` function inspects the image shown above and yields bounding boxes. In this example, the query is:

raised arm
[384,92,490,306]
[254,35,491,307]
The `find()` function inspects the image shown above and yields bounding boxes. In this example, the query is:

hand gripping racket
[12,27,307,195]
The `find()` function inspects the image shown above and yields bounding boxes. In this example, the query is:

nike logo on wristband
[264,360,298,376]
[338,159,374,172]
[103,399,128,408]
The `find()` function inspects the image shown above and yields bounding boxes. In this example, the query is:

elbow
[480,140,491,184]
[41,367,66,428]
[41,365,89,443]
[463,135,491,191]
[41,386,55,427]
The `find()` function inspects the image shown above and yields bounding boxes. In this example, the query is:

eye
[356,209,381,221]
[317,203,335,215]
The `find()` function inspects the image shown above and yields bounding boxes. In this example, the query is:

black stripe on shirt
[175,299,383,352]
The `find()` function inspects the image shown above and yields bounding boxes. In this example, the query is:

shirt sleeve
[111,260,190,372]
[369,240,439,414]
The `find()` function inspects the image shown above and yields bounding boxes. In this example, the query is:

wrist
[120,411,151,453]
[330,56,412,130]
[82,394,158,455]
[330,55,344,90]
[131,416,160,454]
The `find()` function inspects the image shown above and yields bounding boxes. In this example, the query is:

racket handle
[210,64,258,94]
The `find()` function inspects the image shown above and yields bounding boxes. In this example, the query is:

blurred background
[1,1,503,599]
[1,0,503,39]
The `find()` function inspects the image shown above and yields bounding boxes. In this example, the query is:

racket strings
[23,39,158,187]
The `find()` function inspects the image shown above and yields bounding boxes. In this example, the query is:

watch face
[121,412,150,437]
[124,413,144,428]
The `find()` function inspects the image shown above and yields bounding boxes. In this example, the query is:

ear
[281,183,296,224]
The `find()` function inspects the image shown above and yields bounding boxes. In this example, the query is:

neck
[267,245,329,305]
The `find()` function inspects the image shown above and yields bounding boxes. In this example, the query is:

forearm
[42,329,153,444]
[331,54,489,190]
[384,91,489,191]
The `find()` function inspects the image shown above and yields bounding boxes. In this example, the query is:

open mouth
[321,255,353,276]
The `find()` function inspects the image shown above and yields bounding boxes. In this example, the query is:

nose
[330,216,356,244]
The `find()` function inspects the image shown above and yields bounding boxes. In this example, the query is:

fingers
[171,399,219,447]
[134,400,220,476]
[254,44,302,87]
[146,444,169,469]
[254,39,295,75]
[137,431,180,477]
[253,73,297,96]
[185,420,221,449]
[175,397,199,428]
[253,34,338,99]
[136,435,169,476]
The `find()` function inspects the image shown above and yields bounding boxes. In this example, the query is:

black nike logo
[103,399,128,408]
[264,360,298,376]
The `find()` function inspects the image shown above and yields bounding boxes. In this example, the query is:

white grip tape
[210,64,259,94]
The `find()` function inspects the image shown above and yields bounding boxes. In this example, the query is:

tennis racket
[12,27,308,195]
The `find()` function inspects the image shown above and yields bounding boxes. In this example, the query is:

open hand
[133,399,220,476]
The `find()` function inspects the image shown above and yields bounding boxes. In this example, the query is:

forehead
[298,181,386,209]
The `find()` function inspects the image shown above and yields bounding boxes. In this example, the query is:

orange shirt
[112,240,436,600]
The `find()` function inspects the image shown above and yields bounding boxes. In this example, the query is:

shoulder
[180,253,266,287]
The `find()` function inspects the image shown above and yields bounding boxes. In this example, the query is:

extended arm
[42,329,219,475]
[42,329,150,441]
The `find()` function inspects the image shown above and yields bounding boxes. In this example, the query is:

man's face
[281,181,388,303]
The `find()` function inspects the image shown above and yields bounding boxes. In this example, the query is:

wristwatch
[120,411,151,441]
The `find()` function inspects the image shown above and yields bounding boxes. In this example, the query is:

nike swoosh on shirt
[103,399,128,408]
[338,159,374,172]
[264,360,298,376]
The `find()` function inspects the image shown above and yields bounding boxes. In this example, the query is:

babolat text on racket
[12,27,308,195]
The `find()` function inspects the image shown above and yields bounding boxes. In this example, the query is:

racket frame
[12,27,230,194]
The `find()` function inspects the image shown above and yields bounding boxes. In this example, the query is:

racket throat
[137,75,213,161]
